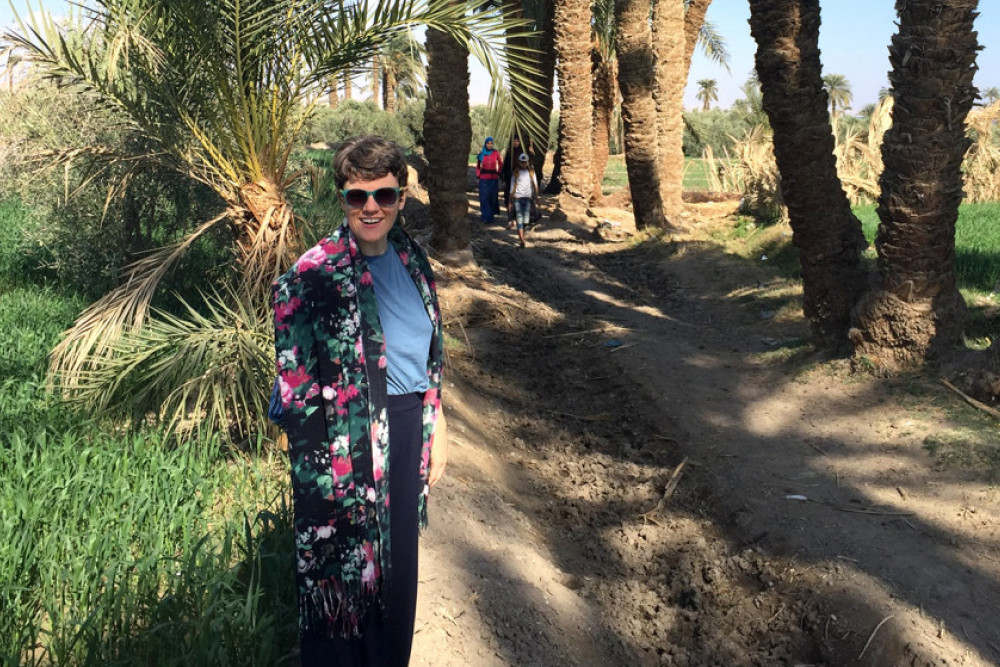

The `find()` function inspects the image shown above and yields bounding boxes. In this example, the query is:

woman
[475,136,503,223]
[272,135,448,667]
[507,153,538,249]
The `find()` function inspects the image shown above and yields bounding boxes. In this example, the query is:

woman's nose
[362,194,380,212]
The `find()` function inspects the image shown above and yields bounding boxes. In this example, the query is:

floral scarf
[271,220,443,638]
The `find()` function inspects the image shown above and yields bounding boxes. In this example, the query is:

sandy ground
[405,192,1000,667]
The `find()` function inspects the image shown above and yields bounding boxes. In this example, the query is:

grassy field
[0,200,298,666]
[854,203,1000,294]
[601,155,719,193]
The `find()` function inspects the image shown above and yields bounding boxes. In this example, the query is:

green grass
[601,155,719,193]
[0,201,298,666]
[854,202,1000,293]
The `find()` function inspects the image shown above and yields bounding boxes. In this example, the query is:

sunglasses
[340,187,402,209]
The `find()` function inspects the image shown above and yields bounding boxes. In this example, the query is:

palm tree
[614,0,666,228]
[425,9,473,253]
[982,86,1000,105]
[552,0,595,209]
[371,54,382,108]
[823,73,853,116]
[426,0,543,253]
[6,0,538,435]
[652,0,686,223]
[696,78,718,111]
[749,0,868,349]
[590,0,617,205]
[732,77,769,129]
[381,31,426,113]
[850,0,979,368]
[327,75,340,108]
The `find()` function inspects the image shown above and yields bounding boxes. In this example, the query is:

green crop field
[0,200,298,666]
[854,202,1000,294]
[601,156,722,194]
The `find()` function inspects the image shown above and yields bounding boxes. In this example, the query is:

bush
[0,84,227,300]
[302,99,421,150]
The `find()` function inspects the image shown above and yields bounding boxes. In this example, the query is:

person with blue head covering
[475,136,503,223]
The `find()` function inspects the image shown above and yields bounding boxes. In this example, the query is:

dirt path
[408,198,1000,667]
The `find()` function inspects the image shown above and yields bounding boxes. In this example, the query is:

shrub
[302,99,420,150]
[0,84,227,300]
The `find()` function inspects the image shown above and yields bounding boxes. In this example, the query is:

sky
[3,1,998,113]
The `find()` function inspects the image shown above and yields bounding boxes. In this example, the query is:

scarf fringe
[299,575,385,639]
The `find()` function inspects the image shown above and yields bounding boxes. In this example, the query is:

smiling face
[485,139,494,151]
[343,173,406,256]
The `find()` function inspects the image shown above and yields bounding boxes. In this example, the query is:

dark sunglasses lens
[373,188,400,207]
[343,190,368,208]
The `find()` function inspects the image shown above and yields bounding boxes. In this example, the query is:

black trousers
[300,392,423,667]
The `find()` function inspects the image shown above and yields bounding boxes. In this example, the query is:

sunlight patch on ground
[582,289,671,321]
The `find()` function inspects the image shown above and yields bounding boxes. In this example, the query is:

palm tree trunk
[372,55,381,109]
[384,69,397,113]
[532,1,558,182]
[615,0,667,229]
[553,0,594,209]
[327,75,339,108]
[425,17,473,253]
[342,69,352,100]
[651,0,685,223]
[850,0,978,368]
[590,50,615,206]
[683,0,713,72]
[749,0,868,349]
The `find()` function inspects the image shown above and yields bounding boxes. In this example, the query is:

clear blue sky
[4,1,998,112]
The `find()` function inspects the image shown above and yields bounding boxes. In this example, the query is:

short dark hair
[332,135,409,190]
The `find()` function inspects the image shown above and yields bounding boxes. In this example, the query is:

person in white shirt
[507,153,538,248]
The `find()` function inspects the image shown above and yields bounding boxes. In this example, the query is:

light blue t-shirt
[365,246,433,396]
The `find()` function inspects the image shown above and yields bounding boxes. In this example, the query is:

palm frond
[62,285,274,439]
[48,211,231,390]
[698,19,730,72]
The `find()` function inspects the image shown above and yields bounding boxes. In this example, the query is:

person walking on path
[272,134,449,667]
[476,136,502,223]
[508,152,538,248]
[500,135,523,216]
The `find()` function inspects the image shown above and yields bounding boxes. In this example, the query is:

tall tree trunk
[850,0,978,368]
[342,69,352,100]
[553,0,594,210]
[590,49,615,206]
[372,55,381,109]
[651,0,685,223]
[327,76,339,108]
[544,140,563,194]
[384,69,397,113]
[749,0,868,349]
[425,18,473,253]
[615,0,667,228]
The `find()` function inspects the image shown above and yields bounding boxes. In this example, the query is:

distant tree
[982,86,1000,105]
[380,31,426,113]
[696,78,718,110]
[732,77,769,129]
[823,73,853,116]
